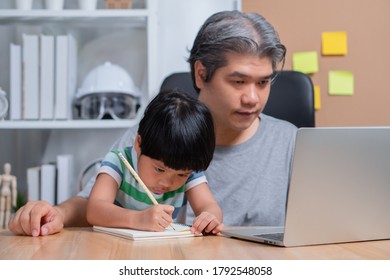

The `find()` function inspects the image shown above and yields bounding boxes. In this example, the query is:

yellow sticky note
[292,51,319,74]
[322,31,348,55]
[328,71,354,95]
[314,85,321,110]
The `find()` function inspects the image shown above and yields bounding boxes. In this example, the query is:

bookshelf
[0,0,158,129]
[0,0,158,198]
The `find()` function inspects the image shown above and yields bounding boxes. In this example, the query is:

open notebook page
[93,223,202,240]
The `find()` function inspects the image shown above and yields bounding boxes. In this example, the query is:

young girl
[86,89,223,235]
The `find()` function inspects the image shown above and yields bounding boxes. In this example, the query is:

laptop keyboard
[253,232,284,241]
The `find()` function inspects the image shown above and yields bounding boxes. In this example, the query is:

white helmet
[74,62,141,120]
[76,61,140,98]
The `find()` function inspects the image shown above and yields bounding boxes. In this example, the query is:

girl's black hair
[137,89,215,172]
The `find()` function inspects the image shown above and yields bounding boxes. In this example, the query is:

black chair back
[264,70,315,127]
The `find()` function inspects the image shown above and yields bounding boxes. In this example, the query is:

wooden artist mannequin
[0,163,17,229]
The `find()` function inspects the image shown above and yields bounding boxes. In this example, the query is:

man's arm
[55,196,90,227]
[9,127,137,236]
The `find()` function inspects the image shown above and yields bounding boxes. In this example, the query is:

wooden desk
[1,227,389,260]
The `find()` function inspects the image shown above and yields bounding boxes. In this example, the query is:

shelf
[0,5,152,131]
[0,0,157,197]
[0,9,150,24]
[0,119,137,130]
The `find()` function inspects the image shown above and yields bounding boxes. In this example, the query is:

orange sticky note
[328,71,354,95]
[322,31,348,55]
[314,85,321,110]
[292,51,319,74]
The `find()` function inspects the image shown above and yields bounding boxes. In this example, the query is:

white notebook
[93,224,202,240]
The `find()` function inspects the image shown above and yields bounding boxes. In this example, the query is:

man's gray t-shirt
[79,114,297,227]
[186,114,297,226]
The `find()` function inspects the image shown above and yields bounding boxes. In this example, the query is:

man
[9,10,296,236]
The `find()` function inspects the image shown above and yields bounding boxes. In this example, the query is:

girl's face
[136,155,192,195]
[134,134,192,195]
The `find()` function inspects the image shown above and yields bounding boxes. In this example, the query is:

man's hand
[8,200,64,236]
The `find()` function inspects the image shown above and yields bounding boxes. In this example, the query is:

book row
[9,33,77,121]
[27,154,76,205]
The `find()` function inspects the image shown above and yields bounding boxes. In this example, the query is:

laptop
[222,127,390,247]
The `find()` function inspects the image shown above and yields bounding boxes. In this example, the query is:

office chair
[264,70,315,127]
[160,70,315,128]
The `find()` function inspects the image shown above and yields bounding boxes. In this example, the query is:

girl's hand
[191,212,224,235]
[135,204,174,232]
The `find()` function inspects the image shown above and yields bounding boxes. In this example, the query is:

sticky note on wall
[328,71,354,95]
[322,31,348,55]
[314,85,321,110]
[292,51,319,74]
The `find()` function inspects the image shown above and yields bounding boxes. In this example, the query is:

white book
[40,35,55,120]
[93,224,202,241]
[67,34,77,120]
[22,34,39,120]
[40,163,56,205]
[54,35,68,120]
[9,43,22,120]
[55,34,77,120]
[27,166,41,201]
[56,154,74,204]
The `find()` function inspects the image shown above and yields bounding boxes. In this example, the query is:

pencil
[117,152,176,230]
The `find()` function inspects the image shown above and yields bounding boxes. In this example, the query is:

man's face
[196,53,273,139]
